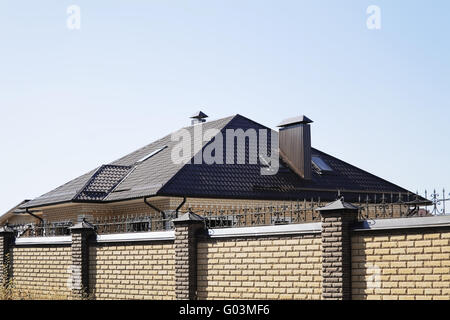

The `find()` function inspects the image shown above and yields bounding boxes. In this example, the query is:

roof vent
[190,111,208,125]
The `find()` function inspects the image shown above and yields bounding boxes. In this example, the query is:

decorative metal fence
[357,189,450,220]
[8,214,174,238]
[425,189,450,215]
[198,200,321,229]
[8,221,73,237]
[92,214,174,234]
[197,190,449,229]
[6,189,449,236]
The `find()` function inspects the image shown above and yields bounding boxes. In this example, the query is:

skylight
[312,156,333,172]
[136,146,168,163]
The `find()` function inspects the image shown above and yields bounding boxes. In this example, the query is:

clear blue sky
[1,1,449,214]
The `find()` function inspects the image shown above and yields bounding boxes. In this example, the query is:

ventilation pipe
[277,115,313,180]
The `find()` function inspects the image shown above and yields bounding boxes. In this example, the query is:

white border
[353,216,450,231]
[11,217,450,244]
[208,223,321,238]
[96,231,175,243]
[15,236,72,245]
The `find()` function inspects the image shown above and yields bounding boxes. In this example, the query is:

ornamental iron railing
[92,214,174,234]
[196,190,448,228]
[198,200,321,229]
[357,189,449,220]
[5,189,449,235]
[7,221,73,238]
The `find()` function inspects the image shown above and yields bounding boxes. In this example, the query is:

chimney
[190,111,208,125]
[277,115,313,180]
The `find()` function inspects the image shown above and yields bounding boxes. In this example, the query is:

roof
[21,114,414,209]
[158,115,413,202]
[22,116,234,208]
[0,200,30,223]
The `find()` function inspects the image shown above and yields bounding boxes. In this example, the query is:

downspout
[25,208,44,223]
[144,196,166,220]
[175,197,186,218]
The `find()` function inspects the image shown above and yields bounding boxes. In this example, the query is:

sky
[0,1,449,214]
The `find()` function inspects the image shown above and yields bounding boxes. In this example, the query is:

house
[1,112,417,228]
[0,200,31,225]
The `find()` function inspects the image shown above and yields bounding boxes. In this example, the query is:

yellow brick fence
[1,210,450,300]
[352,229,450,300]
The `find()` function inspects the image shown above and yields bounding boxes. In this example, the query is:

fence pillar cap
[172,210,205,224]
[317,197,359,213]
[70,219,95,231]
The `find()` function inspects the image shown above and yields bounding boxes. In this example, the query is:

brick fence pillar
[172,211,206,300]
[317,198,359,300]
[0,226,15,288]
[70,220,96,299]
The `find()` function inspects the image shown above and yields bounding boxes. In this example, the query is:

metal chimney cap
[190,111,209,119]
[277,115,313,127]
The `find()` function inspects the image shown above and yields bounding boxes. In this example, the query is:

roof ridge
[151,115,238,196]
[109,115,236,166]
[179,114,235,130]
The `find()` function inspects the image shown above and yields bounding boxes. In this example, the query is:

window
[136,146,168,163]
[312,156,333,172]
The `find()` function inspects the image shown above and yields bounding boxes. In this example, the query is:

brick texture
[71,227,95,299]
[197,235,322,300]
[320,210,357,300]
[0,230,14,286]
[352,231,450,300]
[88,242,176,300]
[11,245,72,299]
[174,221,205,300]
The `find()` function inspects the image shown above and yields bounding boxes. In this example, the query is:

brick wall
[3,215,450,300]
[88,241,176,300]
[352,230,450,300]
[2,215,39,225]
[197,234,322,300]
[42,204,113,222]
[11,245,72,299]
